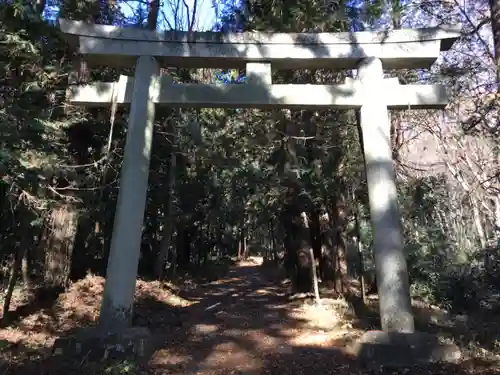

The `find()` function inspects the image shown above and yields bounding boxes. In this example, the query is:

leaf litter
[1,263,499,374]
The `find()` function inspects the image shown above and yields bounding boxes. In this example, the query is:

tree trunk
[242,231,248,259]
[295,210,317,295]
[238,214,248,260]
[195,222,203,270]
[353,203,366,304]
[35,0,46,16]
[300,212,321,304]
[309,247,321,303]
[44,205,77,288]
[155,145,176,280]
[177,220,192,269]
[147,0,160,30]
[301,212,320,304]
[490,0,500,82]
[332,197,348,295]
[70,214,94,280]
[2,210,31,324]
[21,248,31,287]
[283,226,297,279]
[334,231,348,294]
[309,211,323,260]
[318,209,336,288]
[2,246,23,324]
[490,0,500,247]
[493,196,500,246]
[268,220,277,262]
[471,196,488,249]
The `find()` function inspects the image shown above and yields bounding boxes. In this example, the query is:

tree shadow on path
[145,263,500,374]
[2,262,500,374]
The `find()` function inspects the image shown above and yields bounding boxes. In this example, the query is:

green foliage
[395,174,498,311]
[104,360,137,375]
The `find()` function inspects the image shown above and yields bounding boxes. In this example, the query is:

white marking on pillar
[246,63,272,85]
[99,55,160,332]
[357,56,414,333]
[344,76,399,85]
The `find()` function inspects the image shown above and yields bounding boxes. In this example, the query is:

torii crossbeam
[68,73,448,109]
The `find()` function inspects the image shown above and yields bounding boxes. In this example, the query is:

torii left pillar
[53,55,159,361]
[99,55,160,331]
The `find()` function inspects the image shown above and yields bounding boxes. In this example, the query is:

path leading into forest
[147,260,360,375]
[1,260,494,375]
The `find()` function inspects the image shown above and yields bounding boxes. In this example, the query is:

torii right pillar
[357,57,414,333]
[353,56,461,366]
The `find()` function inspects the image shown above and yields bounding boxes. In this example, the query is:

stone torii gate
[56,19,461,364]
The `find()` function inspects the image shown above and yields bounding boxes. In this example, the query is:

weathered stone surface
[358,57,414,333]
[98,56,159,332]
[68,75,450,110]
[59,19,461,70]
[52,327,152,362]
[350,331,461,367]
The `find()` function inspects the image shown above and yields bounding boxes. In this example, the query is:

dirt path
[1,262,353,375]
[2,262,496,374]
[145,263,496,375]
[146,262,359,374]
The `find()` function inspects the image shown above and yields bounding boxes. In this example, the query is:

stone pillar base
[349,331,461,367]
[52,327,152,363]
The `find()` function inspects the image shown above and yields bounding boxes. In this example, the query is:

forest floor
[1,258,500,374]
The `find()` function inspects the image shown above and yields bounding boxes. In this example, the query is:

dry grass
[0,272,195,371]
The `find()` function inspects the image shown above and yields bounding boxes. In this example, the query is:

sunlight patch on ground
[288,330,353,348]
[150,351,193,366]
[211,278,243,285]
[199,341,262,373]
[225,329,283,347]
[245,330,288,351]
[192,324,219,336]
[273,327,300,338]
[236,256,264,267]
[288,298,350,331]
[162,293,195,307]
[248,288,274,296]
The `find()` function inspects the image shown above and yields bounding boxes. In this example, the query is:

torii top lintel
[58,19,460,70]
